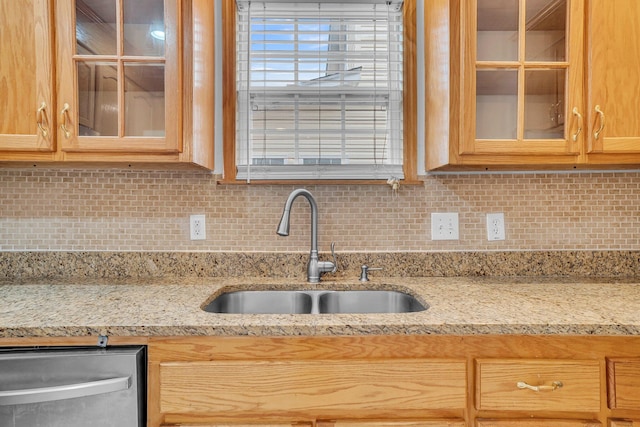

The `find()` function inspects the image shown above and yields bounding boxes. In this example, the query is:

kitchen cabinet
[0,0,214,170]
[158,359,466,416]
[316,422,466,427]
[427,0,585,170]
[55,0,180,154]
[161,424,312,427]
[607,359,640,410]
[146,335,640,427]
[585,0,640,165]
[5,334,640,426]
[476,359,601,412]
[0,0,55,156]
[160,421,464,427]
[476,421,600,427]
[426,0,640,170]
[459,0,584,165]
[610,422,640,427]
[148,336,467,427]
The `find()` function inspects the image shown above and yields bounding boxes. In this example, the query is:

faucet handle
[329,242,338,273]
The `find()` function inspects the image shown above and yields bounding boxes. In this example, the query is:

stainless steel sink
[202,290,427,314]
[318,290,427,313]
[202,291,313,314]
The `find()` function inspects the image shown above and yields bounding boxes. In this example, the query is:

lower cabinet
[476,359,601,412]
[476,421,601,427]
[159,359,465,417]
[161,424,313,427]
[317,422,467,427]
[161,422,463,427]
[610,422,640,427]
[607,359,640,410]
[147,335,640,427]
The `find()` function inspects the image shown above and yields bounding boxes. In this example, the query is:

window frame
[221,0,417,183]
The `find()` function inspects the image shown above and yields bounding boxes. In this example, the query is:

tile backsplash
[1,169,639,252]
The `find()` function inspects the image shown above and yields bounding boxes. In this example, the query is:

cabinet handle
[571,107,582,142]
[594,105,605,140]
[0,376,131,405]
[60,103,72,138]
[516,380,563,392]
[36,102,48,138]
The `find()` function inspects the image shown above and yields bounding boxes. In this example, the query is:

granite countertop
[1,276,639,337]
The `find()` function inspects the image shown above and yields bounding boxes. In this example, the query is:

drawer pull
[516,380,563,392]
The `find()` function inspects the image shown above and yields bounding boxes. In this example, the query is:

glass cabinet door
[56,0,180,153]
[462,0,583,157]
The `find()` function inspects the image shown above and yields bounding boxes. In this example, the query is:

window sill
[217,178,424,186]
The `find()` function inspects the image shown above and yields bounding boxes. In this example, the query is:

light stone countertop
[1,276,640,338]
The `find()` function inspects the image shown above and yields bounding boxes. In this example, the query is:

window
[232,0,406,181]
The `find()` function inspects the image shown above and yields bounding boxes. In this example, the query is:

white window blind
[235,0,404,180]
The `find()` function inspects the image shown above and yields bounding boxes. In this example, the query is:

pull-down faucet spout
[277,189,337,283]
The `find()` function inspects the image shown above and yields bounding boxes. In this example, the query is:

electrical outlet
[486,213,506,241]
[190,214,206,240]
[431,213,459,240]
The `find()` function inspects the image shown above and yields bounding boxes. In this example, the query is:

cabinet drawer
[318,421,466,427]
[607,358,640,409]
[161,424,312,427]
[476,420,601,427]
[159,359,466,418]
[476,359,600,412]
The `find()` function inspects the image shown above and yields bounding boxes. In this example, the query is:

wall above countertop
[1,169,639,252]
[2,250,639,280]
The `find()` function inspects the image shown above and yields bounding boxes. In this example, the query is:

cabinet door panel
[161,424,312,427]
[317,420,466,427]
[477,420,601,427]
[0,0,54,152]
[607,358,640,409]
[159,359,467,418]
[610,421,640,427]
[588,0,640,154]
[460,0,583,158]
[55,0,180,154]
[476,359,600,412]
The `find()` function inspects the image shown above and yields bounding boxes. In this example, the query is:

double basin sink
[202,289,428,314]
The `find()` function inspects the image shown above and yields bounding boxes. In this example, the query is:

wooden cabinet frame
[147,334,640,427]
[0,0,215,170]
[426,0,640,171]
[0,0,56,156]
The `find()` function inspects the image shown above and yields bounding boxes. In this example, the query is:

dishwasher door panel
[0,346,145,427]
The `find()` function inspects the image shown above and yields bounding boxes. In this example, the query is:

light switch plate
[431,213,459,240]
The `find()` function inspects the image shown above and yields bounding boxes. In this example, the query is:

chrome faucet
[277,189,337,283]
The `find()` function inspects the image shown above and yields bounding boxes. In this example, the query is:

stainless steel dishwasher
[0,345,146,427]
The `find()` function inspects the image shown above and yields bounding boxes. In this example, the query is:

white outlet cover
[486,213,506,241]
[190,214,206,240]
[431,212,459,240]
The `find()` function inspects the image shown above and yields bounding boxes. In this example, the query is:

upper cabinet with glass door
[461,0,584,163]
[55,0,181,155]
[426,0,585,170]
